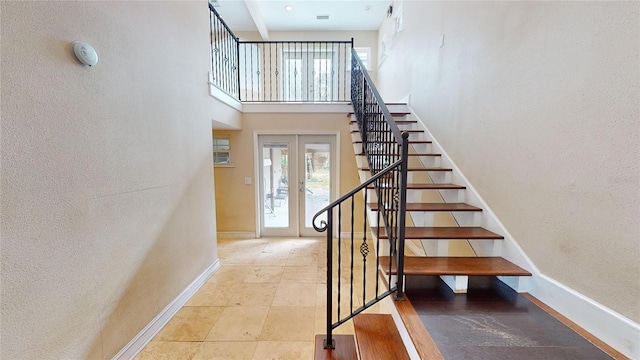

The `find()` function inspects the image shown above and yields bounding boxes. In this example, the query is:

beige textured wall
[214,112,363,234]
[1,2,218,359]
[377,1,640,322]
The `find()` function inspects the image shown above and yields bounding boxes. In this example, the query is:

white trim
[389,305,420,360]
[243,103,351,114]
[111,259,221,360]
[208,78,243,112]
[216,232,257,240]
[530,274,640,359]
[409,106,640,359]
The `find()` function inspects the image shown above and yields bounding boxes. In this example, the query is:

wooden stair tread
[353,140,432,144]
[353,314,410,360]
[373,226,504,239]
[380,256,532,276]
[350,120,417,124]
[314,334,357,360]
[367,183,466,190]
[351,129,423,133]
[368,202,482,212]
[359,167,452,172]
[348,111,411,116]
[356,153,441,157]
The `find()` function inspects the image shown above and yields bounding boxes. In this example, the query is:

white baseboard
[217,231,256,240]
[529,274,639,359]
[111,259,221,360]
[409,107,639,359]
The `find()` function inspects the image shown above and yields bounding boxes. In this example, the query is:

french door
[259,134,336,237]
[282,50,335,101]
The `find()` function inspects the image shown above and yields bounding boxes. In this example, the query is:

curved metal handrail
[312,158,402,232]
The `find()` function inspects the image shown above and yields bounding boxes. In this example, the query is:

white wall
[1,2,218,359]
[377,1,639,324]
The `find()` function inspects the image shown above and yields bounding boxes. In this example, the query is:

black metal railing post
[395,133,409,301]
[236,40,241,101]
[324,207,335,349]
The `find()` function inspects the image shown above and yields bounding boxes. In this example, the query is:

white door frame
[254,131,340,238]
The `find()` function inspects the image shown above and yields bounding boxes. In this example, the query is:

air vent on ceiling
[316,15,330,20]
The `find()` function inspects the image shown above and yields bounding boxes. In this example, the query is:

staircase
[314,48,532,359]
[352,104,531,294]
[314,104,533,359]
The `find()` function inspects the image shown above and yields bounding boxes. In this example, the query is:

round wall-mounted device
[72,41,98,66]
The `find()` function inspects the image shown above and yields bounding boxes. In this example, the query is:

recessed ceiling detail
[215,0,389,32]
[316,15,330,20]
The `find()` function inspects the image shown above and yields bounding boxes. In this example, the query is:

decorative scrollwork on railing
[312,218,328,232]
[360,240,369,258]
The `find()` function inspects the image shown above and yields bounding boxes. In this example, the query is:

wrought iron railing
[312,49,409,349]
[209,4,352,102]
[209,3,240,99]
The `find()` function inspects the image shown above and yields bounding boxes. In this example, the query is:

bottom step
[353,314,410,360]
[314,334,357,360]
[380,256,532,276]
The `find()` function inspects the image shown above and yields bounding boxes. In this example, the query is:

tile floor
[135,237,384,360]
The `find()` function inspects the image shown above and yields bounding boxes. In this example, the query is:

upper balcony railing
[209,3,352,102]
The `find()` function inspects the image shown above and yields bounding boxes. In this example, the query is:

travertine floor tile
[281,265,318,283]
[286,253,318,266]
[186,282,239,307]
[259,307,315,341]
[253,252,290,266]
[205,306,269,341]
[252,341,314,360]
[272,283,317,307]
[228,283,277,307]
[244,266,284,283]
[192,341,257,360]
[138,238,357,358]
[206,265,251,284]
[154,307,224,342]
[134,341,203,360]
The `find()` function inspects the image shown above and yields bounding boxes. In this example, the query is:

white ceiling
[212,0,391,33]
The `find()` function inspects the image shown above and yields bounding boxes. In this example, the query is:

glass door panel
[259,136,297,237]
[299,135,335,237]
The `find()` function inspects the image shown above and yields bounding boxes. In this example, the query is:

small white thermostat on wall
[72,41,98,66]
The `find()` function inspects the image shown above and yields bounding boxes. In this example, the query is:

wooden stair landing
[373,226,504,239]
[356,153,441,157]
[353,140,432,144]
[358,167,451,172]
[368,202,482,212]
[380,256,532,277]
[348,111,411,117]
[351,129,423,134]
[367,183,466,190]
[350,120,417,125]
[353,314,410,360]
[314,334,358,360]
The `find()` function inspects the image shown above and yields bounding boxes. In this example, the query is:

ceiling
[211,0,391,33]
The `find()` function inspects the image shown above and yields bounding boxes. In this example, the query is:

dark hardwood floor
[405,276,613,360]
